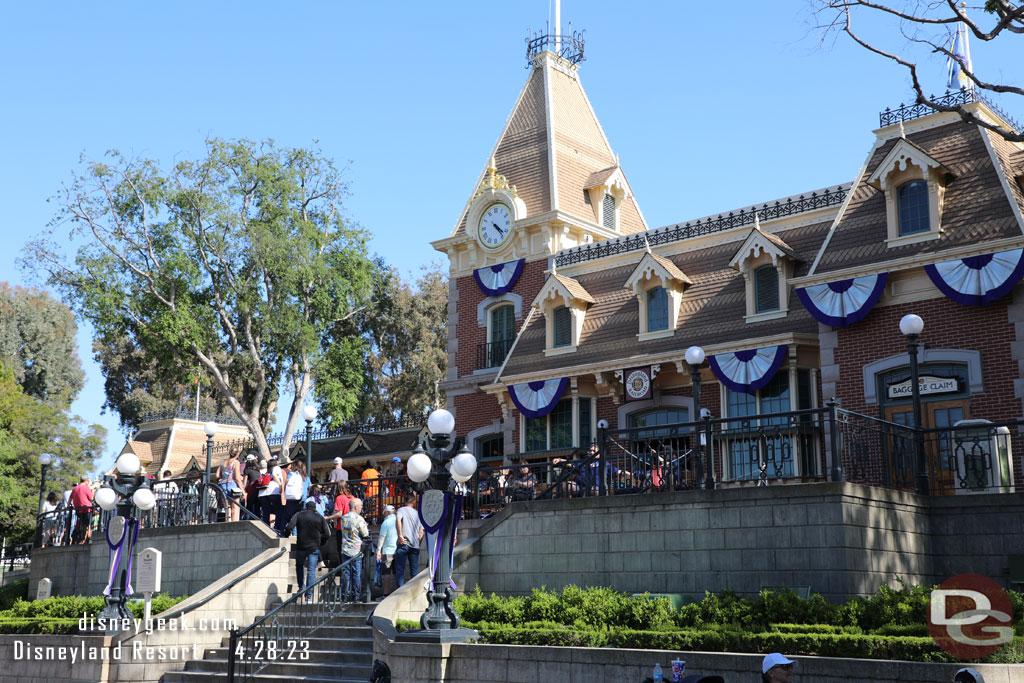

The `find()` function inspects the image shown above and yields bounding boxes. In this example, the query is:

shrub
[0,593,188,634]
[0,579,28,611]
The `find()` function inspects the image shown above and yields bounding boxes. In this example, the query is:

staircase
[162,603,376,682]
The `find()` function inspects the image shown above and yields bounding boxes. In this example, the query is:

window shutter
[553,306,572,347]
[754,265,780,313]
[602,194,616,230]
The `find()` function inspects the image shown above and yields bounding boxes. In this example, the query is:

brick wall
[832,294,1019,419]
[452,259,547,380]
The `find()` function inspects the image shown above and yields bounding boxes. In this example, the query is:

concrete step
[175,658,372,679]
[195,646,372,666]
[162,672,368,683]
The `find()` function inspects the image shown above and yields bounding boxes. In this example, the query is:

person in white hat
[376,504,398,595]
[329,457,348,484]
[761,653,795,683]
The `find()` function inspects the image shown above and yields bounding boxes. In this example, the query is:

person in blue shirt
[375,504,399,595]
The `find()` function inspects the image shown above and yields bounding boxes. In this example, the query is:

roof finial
[899,119,906,139]
[643,233,652,254]
[754,211,761,231]
[551,257,557,276]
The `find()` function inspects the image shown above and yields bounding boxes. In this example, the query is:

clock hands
[491,222,506,236]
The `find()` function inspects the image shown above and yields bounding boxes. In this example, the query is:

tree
[25,138,375,461]
[325,262,447,427]
[0,283,85,407]
[814,0,1024,142]
[0,365,105,542]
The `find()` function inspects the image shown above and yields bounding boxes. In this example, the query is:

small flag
[946,22,973,91]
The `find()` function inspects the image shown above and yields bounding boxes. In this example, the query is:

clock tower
[431,23,648,461]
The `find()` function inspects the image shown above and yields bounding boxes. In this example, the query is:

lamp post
[900,314,929,495]
[203,421,217,520]
[302,405,318,482]
[34,453,52,547]
[685,346,714,490]
[398,408,479,644]
[94,452,156,634]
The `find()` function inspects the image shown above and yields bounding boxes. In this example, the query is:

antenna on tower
[554,0,561,54]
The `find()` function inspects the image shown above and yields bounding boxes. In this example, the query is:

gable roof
[865,136,952,188]
[624,251,693,292]
[533,272,596,307]
[729,227,799,269]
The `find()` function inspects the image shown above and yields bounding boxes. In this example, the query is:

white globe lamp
[95,487,118,511]
[203,421,217,437]
[132,487,156,511]
[116,452,140,476]
[451,470,472,484]
[451,450,478,479]
[302,405,318,422]
[899,314,924,337]
[38,453,52,466]
[407,450,433,483]
[427,409,456,437]
[685,345,706,367]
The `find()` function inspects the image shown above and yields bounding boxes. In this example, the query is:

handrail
[227,540,373,682]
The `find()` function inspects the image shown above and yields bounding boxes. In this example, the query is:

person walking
[41,492,59,547]
[285,499,331,602]
[70,475,94,545]
[376,504,398,595]
[339,497,370,601]
[329,457,348,484]
[218,446,245,522]
[761,653,796,683]
[394,493,423,588]
[259,456,284,529]
[279,460,305,534]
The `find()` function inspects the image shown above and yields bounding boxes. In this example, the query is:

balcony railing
[476,338,515,370]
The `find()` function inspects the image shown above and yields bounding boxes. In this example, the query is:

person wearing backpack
[258,457,284,530]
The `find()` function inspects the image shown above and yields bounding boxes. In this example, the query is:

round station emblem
[625,369,650,400]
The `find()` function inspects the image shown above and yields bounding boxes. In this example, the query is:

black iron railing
[33,480,272,549]
[227,542,373,682]
[879,88,1022,132]
[554,188,847,268]
[525,29,585,67]
[138,409,246,427]
[1,543,32,572]
[476,339,515,370]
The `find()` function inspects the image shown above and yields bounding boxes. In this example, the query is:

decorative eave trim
[728,227,797,270]
[623,252,692,294]
[530,273,595,308]
[495,332,819,386]
[792,234,1024,287]
[865,137,953,189]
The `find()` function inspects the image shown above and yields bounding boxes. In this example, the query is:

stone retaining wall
[28,520,281,598]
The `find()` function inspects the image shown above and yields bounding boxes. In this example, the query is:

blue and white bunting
[708,345,788,394]
[473,259,525,297]
[508,378,569,419]
[795,273,888,328]
[924,249,1024,306]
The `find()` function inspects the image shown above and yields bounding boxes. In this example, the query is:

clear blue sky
[1,2,1019,470]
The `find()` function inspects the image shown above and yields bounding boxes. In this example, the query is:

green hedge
[0,579,28,611]
[0,593,188,634]
[446,584,1024,663]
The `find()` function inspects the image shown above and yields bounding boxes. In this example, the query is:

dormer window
[532,272,595,356]
[624,250,692,341]
[754,265,780,313]
[647,286,669,331]
[897,180,929,235]
[866,137,953,247]
[730,225,799,323]
[585,166,630,233]
[553,306,572,347]
[602,193,617,230]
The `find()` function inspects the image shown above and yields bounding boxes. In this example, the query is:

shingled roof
[450,53,646,237]
[499,220,831,380]
[812,120,1024,275]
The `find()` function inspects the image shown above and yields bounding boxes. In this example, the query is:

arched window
[897,180,930,236]
[553,306,572,347]
[754,264,779,313]
[646,286,669,332]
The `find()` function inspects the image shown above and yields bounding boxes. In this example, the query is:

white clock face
[478,203,512,249]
